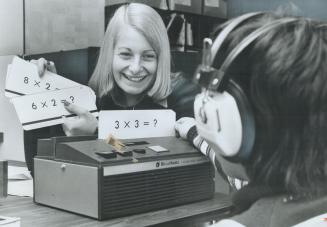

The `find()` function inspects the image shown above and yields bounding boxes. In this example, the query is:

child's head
[250,17,327,196]
[89,3,171,100]
[199,13,327,196]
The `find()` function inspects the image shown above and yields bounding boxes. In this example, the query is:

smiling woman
[112,24,158,103]
[89,3,172,109]
[24,3,200,175]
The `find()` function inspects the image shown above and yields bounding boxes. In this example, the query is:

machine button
[124,141,149,146]
[132,149,146,154]
[112,150,133,157]
[60,164,66,171]
[96,151,117,159]
[148,145,169,153]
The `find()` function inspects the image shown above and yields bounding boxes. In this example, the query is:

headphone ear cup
[225,79,255,161]
[194,88,243,158]
[194,79,255,161]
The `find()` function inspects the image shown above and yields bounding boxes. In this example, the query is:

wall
[25,0,105,55]
[0,0,23,56]
[228,0,327,20]
[0,0,105,162]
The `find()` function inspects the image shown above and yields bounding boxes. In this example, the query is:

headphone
[193,13,297,162]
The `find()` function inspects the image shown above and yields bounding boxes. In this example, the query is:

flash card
[10,86,98,130]
[98,109,176,139]
[5,56,80,98]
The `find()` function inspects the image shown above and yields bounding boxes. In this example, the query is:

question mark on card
[69,96,75,103]
[154,119,158,127]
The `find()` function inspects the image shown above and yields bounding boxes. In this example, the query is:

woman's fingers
[30,58,56,77]
[62,103,98,136]
[62,115,72,136]
[30,59,44,76]
[63,102,89,117]
[46,60,57,74]
[175,117,196,139]
[37,58,47,76]
[62,116,83,136]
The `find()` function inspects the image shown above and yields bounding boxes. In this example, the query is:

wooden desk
[0,193,232,227]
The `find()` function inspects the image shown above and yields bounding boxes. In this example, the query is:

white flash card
[5,56,79,98]
[98,110,176,139]
[10,86,98,130]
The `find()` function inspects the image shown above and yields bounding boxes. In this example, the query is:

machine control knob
[61,164,66,171]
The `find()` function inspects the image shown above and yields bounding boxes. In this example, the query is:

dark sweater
[215,191,327,227]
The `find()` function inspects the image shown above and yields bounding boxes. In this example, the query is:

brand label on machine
[103,157,208,176]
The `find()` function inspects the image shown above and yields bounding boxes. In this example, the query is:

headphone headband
[194,12,264,89]
[210,12,264,65]
[209,17,297,91]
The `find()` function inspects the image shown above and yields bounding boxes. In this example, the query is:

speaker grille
[100,163,214,219]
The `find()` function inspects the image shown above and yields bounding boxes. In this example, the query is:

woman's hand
[30,58,57,76]
[62,101,98,136]
[175,117,196,139]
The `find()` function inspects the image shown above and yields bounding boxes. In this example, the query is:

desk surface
[0,193,231,227]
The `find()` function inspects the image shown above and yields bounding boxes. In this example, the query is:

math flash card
[10,86,98,130]
[98,110,176,139]
[5,56,79,98]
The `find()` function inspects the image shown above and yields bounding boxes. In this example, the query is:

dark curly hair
[217,13,327,198]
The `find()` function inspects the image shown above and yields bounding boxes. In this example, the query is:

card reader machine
[34,136,215,220]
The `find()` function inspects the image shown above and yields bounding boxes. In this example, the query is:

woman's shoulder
[167,71,201,119]
[169,71,200,95]
[170,71,190,85]
[96,94,116,110]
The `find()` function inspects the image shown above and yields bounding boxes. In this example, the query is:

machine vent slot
[101,163,214,219]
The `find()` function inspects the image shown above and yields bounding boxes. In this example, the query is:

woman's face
[113,24,158,95]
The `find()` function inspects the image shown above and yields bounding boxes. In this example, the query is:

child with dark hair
[176,12,327,226]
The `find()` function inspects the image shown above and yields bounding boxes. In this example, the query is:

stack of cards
[6,56,98,130]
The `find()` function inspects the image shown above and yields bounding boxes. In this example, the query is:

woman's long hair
[88,3,171,101]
